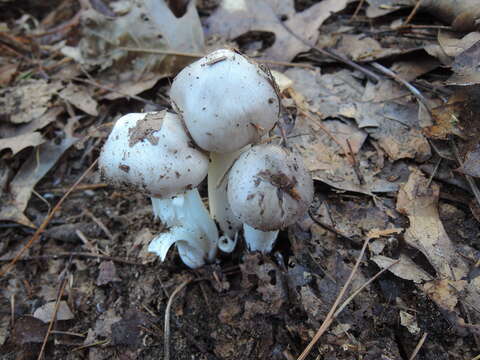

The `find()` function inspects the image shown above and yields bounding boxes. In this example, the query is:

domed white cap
[170,49,280,153]
[228,144,313,231]
[99,111,208,198]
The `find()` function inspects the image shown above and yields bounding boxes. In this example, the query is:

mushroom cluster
[99,49,313,268]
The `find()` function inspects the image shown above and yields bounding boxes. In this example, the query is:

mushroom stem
[207,149,247,252]
[148,188,218,266]
[243,224,279,253]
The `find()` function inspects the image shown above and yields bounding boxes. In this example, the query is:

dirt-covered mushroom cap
[170,48,280,153]
[99,111,208,198]
[227,144,313,231]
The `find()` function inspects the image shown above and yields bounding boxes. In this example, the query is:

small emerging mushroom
[227,144,313,252]
[170,49,280,250]
[99,111,218,268]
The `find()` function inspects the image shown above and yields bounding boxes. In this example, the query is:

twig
[0,252,144,266]
[403,0,423,26]
[0,159,99,278]
[471,354,480,360]
[296,237,370,360]
[350,0,366,20]
[37,271,69,360]
[119,47,315,69]
[426,157,442,188]
[83,208,114,240]
[408,332,428,360]
[450,138,480,209]
[308,209,356,243]
[273,18,380,83]
[371,62,432,113]
[73,339,110,352]
[164,277,194,360]
[346,139,364,185]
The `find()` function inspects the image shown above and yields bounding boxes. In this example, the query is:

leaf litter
[1,0,480,359]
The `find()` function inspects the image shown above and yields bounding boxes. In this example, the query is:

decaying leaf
[457,143,480,178]
[372,254,433,283]
[0,79,62,124]
[393,168,480,319]
[0,136,77,227]
[207,0,348,61]
[400,311,420,335]
[58,82,98,116]
[422,279,466,312]
[0,132,45,156]
[96,261,122,286]
[447,40,480,86]
[396,167,468,279]
[286,68,431,163]
[33,301,74,323]
[62,0,204,99]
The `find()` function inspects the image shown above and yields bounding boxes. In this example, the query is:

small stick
[296,237,370,360]
[37,273,68,360]
[308,209,356,243]
[371,62,432,113]
[403,0,423,26]
[408,332,428,360]
[350,0,366,20]
[164,277,194,360]
[346,139,364,185]
[273,19,381,83]
[0,159,99,278]
[83,208,114,240]
[426,157,442,188]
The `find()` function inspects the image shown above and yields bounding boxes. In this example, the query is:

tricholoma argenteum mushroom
[99,49,313,268]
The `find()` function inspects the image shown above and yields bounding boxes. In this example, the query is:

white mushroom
[99,111,218,268]
[227,144,313,253]
[170,49,280,250]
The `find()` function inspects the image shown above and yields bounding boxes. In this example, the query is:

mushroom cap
[99,111,208,198]
[227,144,314,231]
[170,49,280,153]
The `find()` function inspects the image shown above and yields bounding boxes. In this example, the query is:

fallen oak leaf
[0,136,77,227]
[0,132,45,156]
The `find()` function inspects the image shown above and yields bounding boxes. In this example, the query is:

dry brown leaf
[0,79,62,124]
[371,254,433,284]
[422,279,466,312]
[286,67,430,163]
[447,40,480,86]
[207,0,349,61]
[0,132,45,156]
[0,136,77,227]
[33,301,74,323]
[0,63,18,86]
[424,92,465,140]
[58,83,98,116]
[96,261,122,286]
[396,167,468,279]
[400,311,420,335]
[62,0,204,99]
[426,31,480,65]
[457,143,480,178]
